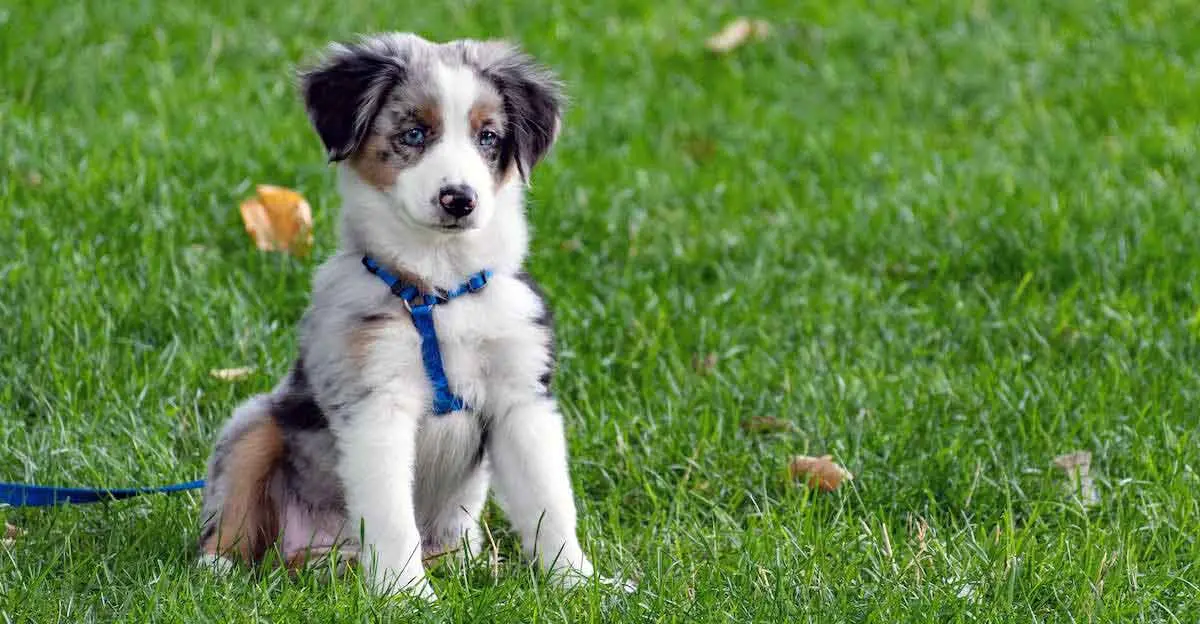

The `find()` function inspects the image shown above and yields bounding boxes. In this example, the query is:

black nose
[438,184,477,218]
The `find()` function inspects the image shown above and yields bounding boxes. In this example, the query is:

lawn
[2,0,1199,621]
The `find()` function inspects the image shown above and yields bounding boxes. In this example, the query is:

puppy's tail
[198,398,285,566]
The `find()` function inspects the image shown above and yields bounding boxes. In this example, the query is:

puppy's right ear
[298,44,404,162]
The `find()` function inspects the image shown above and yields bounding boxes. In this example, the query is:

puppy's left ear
[298,42,406,162]
[470,42,566,181]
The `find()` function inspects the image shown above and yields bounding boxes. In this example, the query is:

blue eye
[400,127,426,147]
[478,130,499,147]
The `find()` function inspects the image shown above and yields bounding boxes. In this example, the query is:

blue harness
[361,255,491,415]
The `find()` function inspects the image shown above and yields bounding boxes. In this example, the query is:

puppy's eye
[399,127,426,147]
[478,130,499,148]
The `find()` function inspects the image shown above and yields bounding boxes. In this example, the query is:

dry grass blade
[705,17,771,53]
[210,366,255,381]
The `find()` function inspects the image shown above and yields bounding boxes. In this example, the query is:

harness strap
[409,304,466,414]
[362,256,491,415]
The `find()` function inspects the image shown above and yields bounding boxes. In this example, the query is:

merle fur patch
[272,360,328,431]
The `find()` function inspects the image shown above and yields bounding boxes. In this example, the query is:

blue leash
[0,479,205,507]
[1,257,486,507]
[362,255,491,415]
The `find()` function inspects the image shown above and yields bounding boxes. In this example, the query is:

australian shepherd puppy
[196,33,625,600]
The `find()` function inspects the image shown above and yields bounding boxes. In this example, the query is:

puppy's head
[299,34,564,233]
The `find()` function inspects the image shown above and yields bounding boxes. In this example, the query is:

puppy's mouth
[434,219,479,232]
[397,208,479,233]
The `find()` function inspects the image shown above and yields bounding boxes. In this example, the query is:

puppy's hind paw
[196,553,236,576]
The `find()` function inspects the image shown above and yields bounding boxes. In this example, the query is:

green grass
[2,0,1199,620]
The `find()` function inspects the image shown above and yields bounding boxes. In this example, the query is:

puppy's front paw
[602,575,638,594]
[563,573,637,594]
[548,560,636,594]
[368,564,437,603]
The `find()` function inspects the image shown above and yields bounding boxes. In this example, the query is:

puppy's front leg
[488,395,597,586]
[334,393,433,600]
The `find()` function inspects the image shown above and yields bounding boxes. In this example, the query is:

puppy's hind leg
[197,395,284,572]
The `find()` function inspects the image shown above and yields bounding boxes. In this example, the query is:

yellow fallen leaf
[705,17,771,53]
[210,366,255,381]
[789,455,853,492]
[239,184,313,256]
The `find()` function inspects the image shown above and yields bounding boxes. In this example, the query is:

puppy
[197,33,621,600]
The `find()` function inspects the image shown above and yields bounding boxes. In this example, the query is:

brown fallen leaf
[683,137,718,162]
[692,352,718,375]
[740,416,797,434]
[705,17,771,54]
[789,455,853,492]
[3,522,23,547]
[239,184,313,256]
[1052,450,1090,471]
[210,366,255,381]
[1053,450,1100,506]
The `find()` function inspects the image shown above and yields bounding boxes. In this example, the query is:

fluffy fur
[197,33,626,600]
